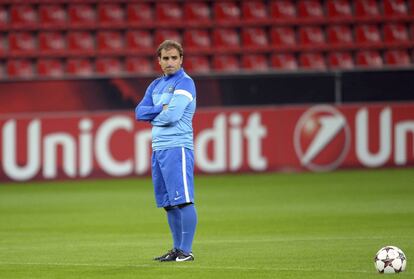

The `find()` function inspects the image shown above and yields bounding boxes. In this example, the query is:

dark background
[0,69,413,114]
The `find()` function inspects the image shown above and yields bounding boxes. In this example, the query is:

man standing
[135,40,197,262]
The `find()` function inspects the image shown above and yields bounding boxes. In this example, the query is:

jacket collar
[163,68,184,80]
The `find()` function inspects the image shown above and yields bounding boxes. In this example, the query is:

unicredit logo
[294,105,351,171]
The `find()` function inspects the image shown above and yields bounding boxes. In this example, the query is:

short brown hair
[157,40,183,58]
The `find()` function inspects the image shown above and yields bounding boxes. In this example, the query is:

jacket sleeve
[151,78,195,126]
[135,81,163,121]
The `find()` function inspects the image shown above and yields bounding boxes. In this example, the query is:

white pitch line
[0,261,373,274]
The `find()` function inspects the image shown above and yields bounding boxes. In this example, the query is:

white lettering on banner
[244,113,268,170]
[229,114,242,171]
[43,133,76,178]
[195,114,226,172]
[296,105,414,171]
[79,119,93,177]
[2,105,414,181]
[395,122,414,165]
[95,116,133,176]
[1,116,152,181]
[2,119,41,181]
[195,112,268,172]
[356,108,391,167]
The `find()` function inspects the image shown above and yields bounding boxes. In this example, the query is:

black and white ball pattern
[374,246,407,274]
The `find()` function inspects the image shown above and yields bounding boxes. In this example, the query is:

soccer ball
[374,246,407,274]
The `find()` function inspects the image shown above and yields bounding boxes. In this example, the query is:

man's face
[158,48,183,76]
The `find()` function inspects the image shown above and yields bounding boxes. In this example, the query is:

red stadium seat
[327,52,354,69]
[184,29,211,51]
[298,26,326,49]
[153,58,161,72]
[10,4,37,26]
[355,24,382,46]
[326,0,352,20]
[383,0,408,18]
[212,28,240,51]
[67,31,95,53]
[297,0,324,22]
[384,49,411,66]
[214,1,240,22]
[411,23,414,42]
[96,58,123,75]
[270,0,297,21]
[7,59,35,78]
[354,0,381,19]
[326,25,353,48]
[127,3,153,25]
[125,57,153,74]
[355,50,383,67]
[38,31,66,53]
[66,58,94,76]
[183,2,211,24]
[0,34,6,55]
[270,53,298,70]
[98,3,125,24]
[299,52,326,70]
[156,2,182,24]
[39,5,66,26]
[0,6,8,27]
[241,54,268,71]
[97,31,123,53]
[212,55,240,72]
[183,55,210,73]
[241,27,269,50]
[410,0,414,15]
[9,32,36,54]
[154,30,182,46]
[37,59,64,77]
[0,63,3,79]
[125,30,153,52]
[270,27,296,50]
[242,1,267,21]
[383,23,409,45]
[68,4,96,25]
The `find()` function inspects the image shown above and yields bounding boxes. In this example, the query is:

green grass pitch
[1,169,413,279]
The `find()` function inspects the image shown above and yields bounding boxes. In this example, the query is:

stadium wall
[1,102,414,182]
[0,69,413,115]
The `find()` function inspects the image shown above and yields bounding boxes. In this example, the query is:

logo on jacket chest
[152,86,174,95]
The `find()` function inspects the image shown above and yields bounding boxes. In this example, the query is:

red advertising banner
[1,102,414,182]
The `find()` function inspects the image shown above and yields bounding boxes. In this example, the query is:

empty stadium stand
[270,53,298,70]
[241,53,269,70]
[184,55,211,73]
[327,51,355,68]
[125,56,153,74]
[0,0,413,79]
[37,58,64,77]
[384,48,411,65]
[66,58,94,76]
